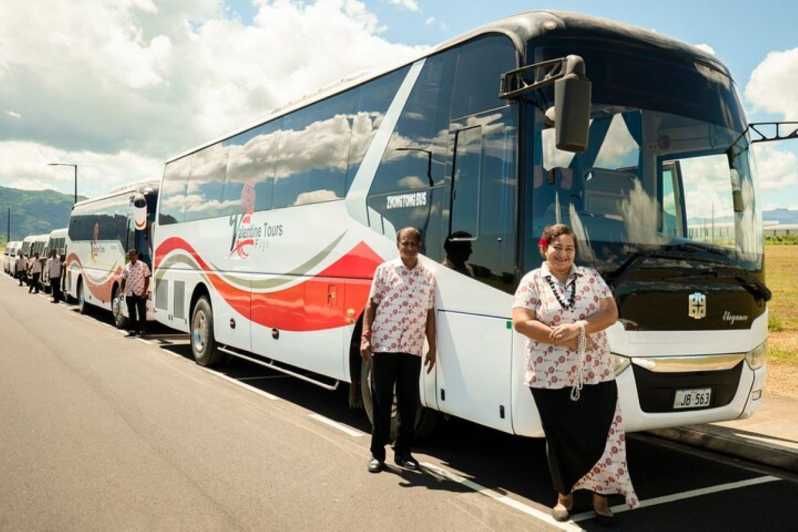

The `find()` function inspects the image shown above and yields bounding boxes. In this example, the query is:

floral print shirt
[122,260,151,297]
[513,263,615,389]
[368,258,436,357]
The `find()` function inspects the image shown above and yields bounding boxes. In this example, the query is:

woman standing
[512,224,638,523]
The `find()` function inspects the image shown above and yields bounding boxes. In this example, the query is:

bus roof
[48,227,68,238]
[165,10,728,165]
[72,180,160,211]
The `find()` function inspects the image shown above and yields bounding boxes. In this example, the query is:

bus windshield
[524,41,763,274]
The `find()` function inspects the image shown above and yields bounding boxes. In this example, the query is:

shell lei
[570,322,587,401]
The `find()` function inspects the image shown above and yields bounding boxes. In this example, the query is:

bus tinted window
[272,93,356,209]
[450,35,516,119]
[159,157,191,225]
[183,143,229,222]
[68,195,130,246]
[371,48,457,196]
[224,119,284,215]
[346,67,409,187]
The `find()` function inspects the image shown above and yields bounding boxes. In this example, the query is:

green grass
[765,244,798,365]
[766,245,798,332]
[766,235,798,245]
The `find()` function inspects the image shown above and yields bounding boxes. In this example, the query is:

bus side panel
[66,240,125,311]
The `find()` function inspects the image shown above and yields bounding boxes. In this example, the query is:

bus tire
[360,356,439,443]
[77,279,90,315]
[191,296,222,367]
[112,286,129,330]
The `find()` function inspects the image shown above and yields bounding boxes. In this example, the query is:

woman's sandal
[552,494,574,522]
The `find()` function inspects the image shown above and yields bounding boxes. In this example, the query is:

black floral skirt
[531,380,638,506]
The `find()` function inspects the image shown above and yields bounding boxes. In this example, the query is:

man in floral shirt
[121,249,150,337]
[360,227,437,473]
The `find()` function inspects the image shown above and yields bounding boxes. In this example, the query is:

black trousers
[17,271,24,286]
[50,277,62,302]
[28,272,40,293]
[370,352,421,462]
[126,295,147,333]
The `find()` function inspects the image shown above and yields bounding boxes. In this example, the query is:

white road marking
[421,462,584,531]
[307,414,366,438]
[202,368,280,401]
[570,475,781,522]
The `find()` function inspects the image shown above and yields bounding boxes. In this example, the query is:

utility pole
[47,163,79,205]
[6,207,9,243]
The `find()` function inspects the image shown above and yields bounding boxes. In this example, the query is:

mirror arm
[728,121,798,159]
[499,55,587,99]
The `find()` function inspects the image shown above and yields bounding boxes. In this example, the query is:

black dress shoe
[367,458,384,473]
[394,454,420,471]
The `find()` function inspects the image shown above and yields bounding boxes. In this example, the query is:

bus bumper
[617,357,767,432]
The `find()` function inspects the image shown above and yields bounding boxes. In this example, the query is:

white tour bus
[153,11,790,437]
[41,228,69,291]
[4,241,20,275]
[66,181,159,326]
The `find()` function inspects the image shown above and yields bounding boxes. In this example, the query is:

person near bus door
[15,252,26,286]
[361,227,437,473]
[120,249,150,337]
[511,224,638,524]
[27,253,42,294]
[48,249,63,303]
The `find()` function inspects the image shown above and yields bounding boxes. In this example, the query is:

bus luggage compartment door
[435,310,513,433]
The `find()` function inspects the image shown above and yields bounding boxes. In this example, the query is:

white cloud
[693,43,716,56]
[5,110,21,119]
[388,0,420,12]
[0,141,162,197]
[425,16,435,25]
[752,142,798,190]
[0,0,425,198]
[745,47,798,118]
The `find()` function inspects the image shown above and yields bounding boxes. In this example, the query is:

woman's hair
[538,224,577,258]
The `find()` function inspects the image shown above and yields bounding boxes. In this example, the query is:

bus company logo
[91,222,100,260]
[722,311,748,326]
[386,191,428,210]
[688,292,707,320]
[229,181,257,259]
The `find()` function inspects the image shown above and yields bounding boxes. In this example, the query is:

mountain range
[0,186,86,245]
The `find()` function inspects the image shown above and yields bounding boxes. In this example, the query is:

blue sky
[1,0,796,211]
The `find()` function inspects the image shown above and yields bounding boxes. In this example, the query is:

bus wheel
[191,297,222,367]
[360,356,439,442]
[112,288,128,329]
[78,280,90,315]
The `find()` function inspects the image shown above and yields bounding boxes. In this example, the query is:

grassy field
[766,245,798,371]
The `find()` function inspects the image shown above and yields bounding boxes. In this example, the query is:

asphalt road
[1,268,796,531]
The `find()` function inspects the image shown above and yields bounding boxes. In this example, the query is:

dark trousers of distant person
[126,294,147,335]
[28,272,40,293]
[370,352,422,462]
[17,271,24,286]
[50,276,62,302]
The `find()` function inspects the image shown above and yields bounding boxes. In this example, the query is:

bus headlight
[610,353,631,376]
[745,342,767,370]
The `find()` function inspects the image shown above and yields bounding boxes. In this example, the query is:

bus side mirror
[554,56,591,152]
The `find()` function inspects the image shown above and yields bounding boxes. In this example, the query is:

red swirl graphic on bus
[156,237,383,331]
[66,253,123,303]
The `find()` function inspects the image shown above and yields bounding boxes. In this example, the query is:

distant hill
[0,186,87,243]
[763,208,798,225]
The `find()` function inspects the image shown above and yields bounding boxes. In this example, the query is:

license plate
[673,388,712,409]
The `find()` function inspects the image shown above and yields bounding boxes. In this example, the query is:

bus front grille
[632,362,743,413]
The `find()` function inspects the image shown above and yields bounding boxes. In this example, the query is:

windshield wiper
[717,270,772,302]
[604,247,696,287]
